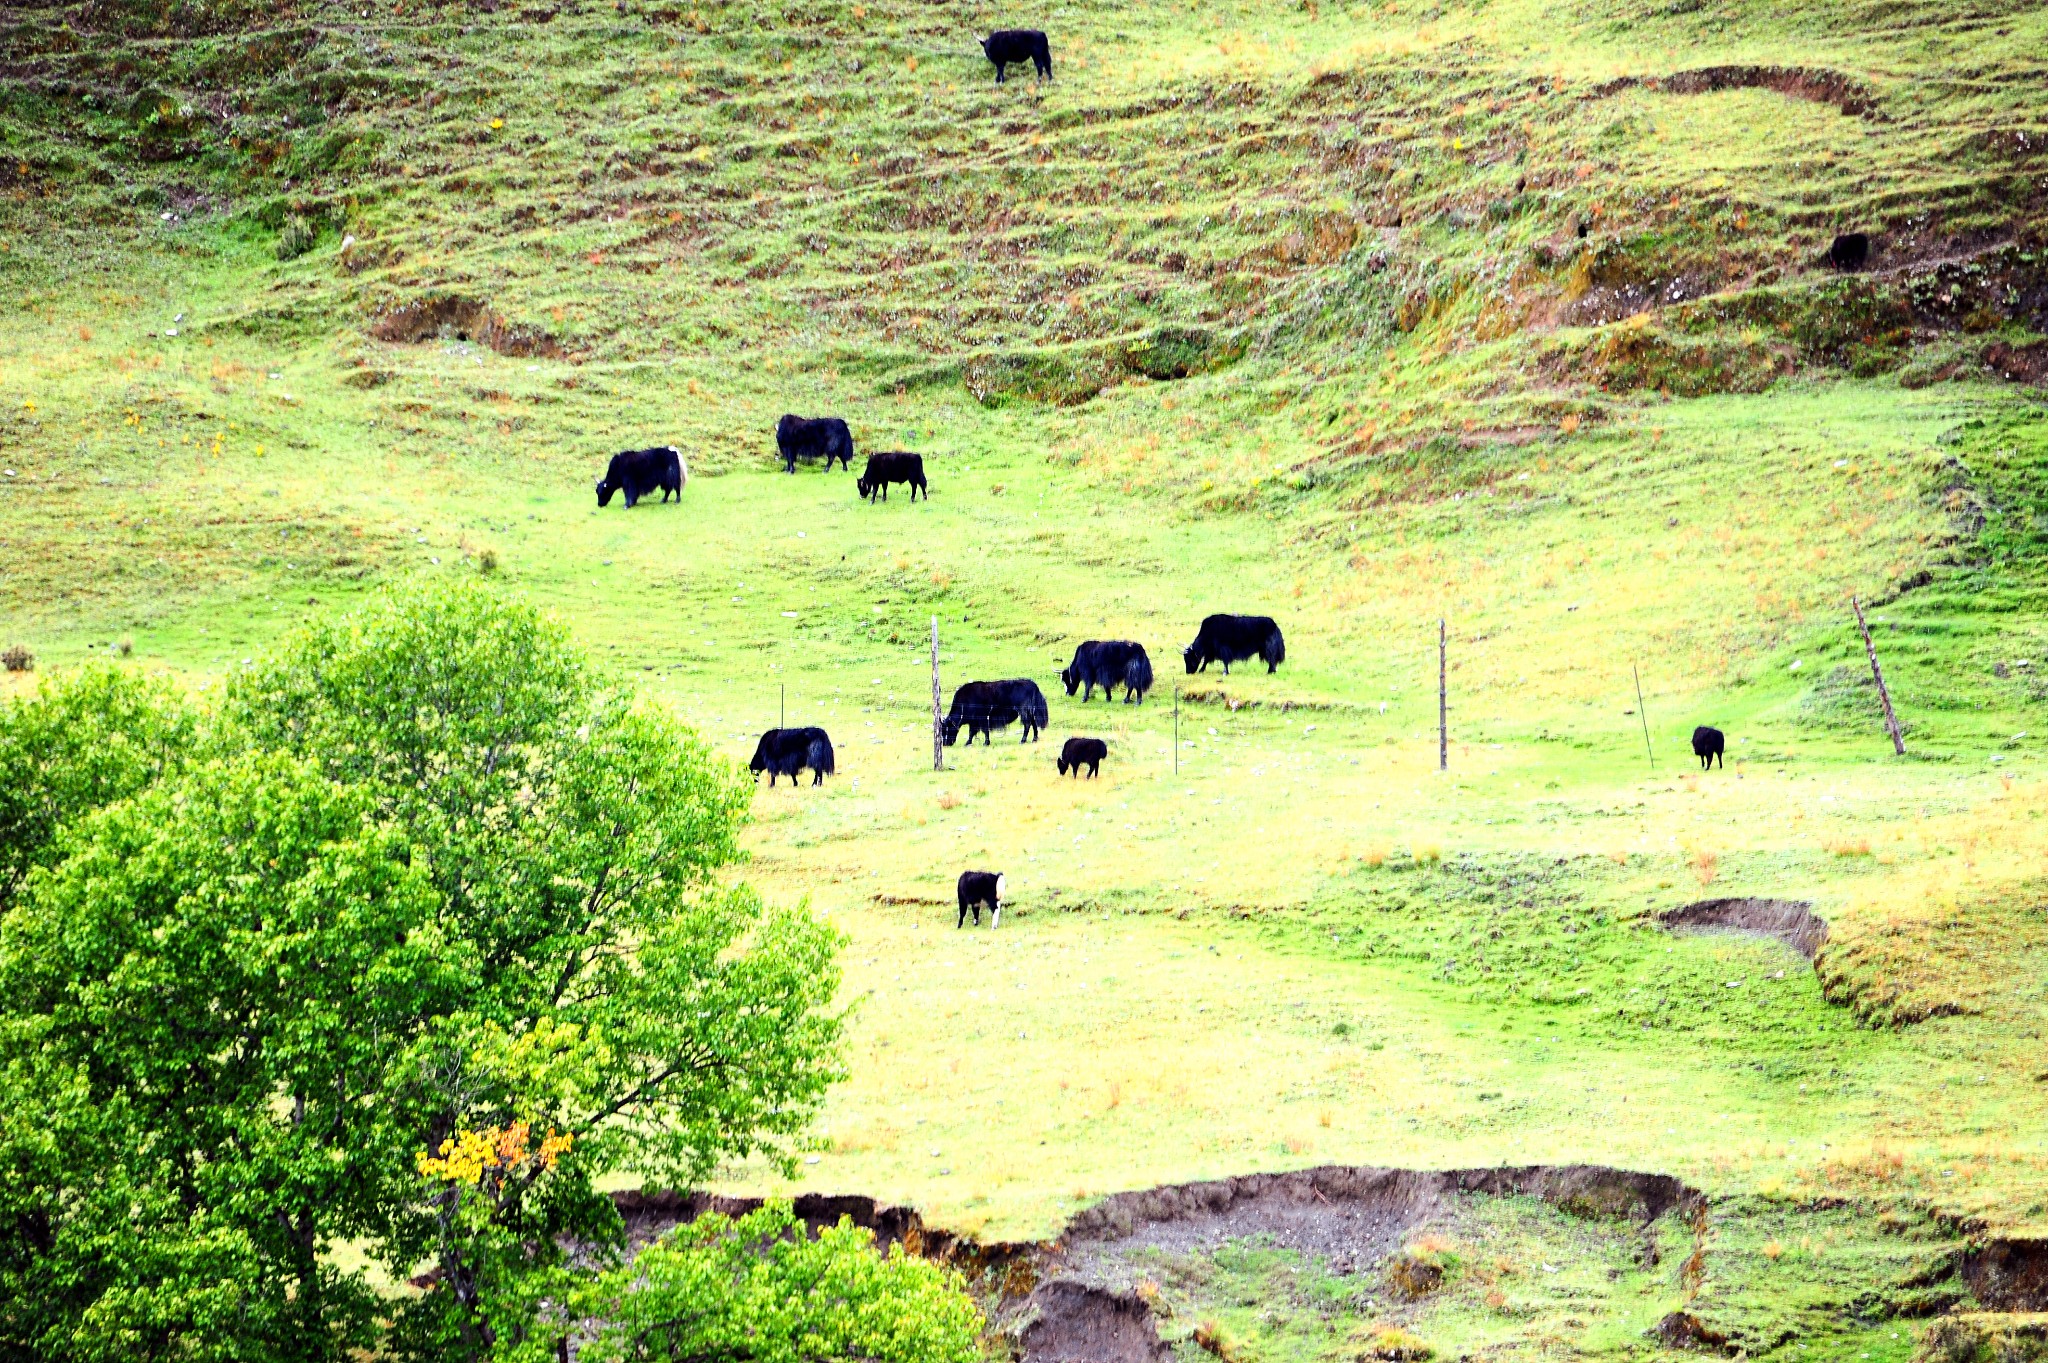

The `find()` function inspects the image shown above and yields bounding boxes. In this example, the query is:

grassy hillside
[6,0,2048,1354]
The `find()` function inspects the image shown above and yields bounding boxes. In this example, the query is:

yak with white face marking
[957,870,1005,928]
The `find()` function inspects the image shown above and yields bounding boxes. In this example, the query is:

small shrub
[277,214,318,260]
[476,546,499,575]
[1761,1240,1784,1260]
[1387,1248,1445,1298]
[1359,843,1389,867]
[936,791,960,810]
[1354,1324,1434,1361]
[2,644,33,672]
[1412,841,1442,866]
[1826,838,1872,857]
[1691,847,1718,885]
[1194,1319,1242,1362]
[117,637,133,657]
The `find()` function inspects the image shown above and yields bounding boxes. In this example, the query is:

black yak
[1057,737,1107,778]
[1692,725,1725,770]
[857,451,927,502]
[749,727,836,786]
[595,445,685,508]
[1060,640,1153,704]
[775,415,854,474]
[980,29,1050,83]
[957,870,1005,928]
[1183,614,1285,675]
[941,679,1047,746]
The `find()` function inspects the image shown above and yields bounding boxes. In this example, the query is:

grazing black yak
[1828,233,1870,271]
[749,727,836,786]
[1057,737,1107,778]
[1183,614,1285,675]
[957,870,1005,928]
[980,29,1051,83]
[999,678,1049,741]
[940,679,1048,746]
[941,682,1018,747]
[856,451,927,502]
[1060,640,1153,704]
[1692,725,1725,770]
[775,415,854,474]
[595,446,685,508]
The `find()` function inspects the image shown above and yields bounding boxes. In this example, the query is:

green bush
[577,1204,983,1363]
[277,213,317,260]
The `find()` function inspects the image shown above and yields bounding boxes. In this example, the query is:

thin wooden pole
[930,616,943,771]
[1633,663,1654,770]
[779,682,785,731]
[1173,683,1180,774]
[1438,618,1448,772]
[1852,596,1906,755]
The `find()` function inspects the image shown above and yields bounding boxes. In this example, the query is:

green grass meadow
[7,0,2048,1351]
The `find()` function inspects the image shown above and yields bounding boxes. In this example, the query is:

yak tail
[1264,629,1286,667]
[809,736,836,775]
[1125,652,1153,697]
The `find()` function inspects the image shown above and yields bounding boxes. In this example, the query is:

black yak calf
[940,679,1047,746]
[775,415,854,474]
[750,727,836,786]
[1057,737,1107,778]
[981,29,1050,83]
[1183,614,1285,675]
[857,451,927,502]
[596,445,685,508]
[1692,725,1725,770]
[957,870,1005,928]
[1061,640,1153,704]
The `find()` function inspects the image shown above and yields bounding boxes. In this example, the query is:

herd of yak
[589,27,1737,915]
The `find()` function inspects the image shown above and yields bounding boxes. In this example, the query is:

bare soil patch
[1592,66,1882,119]
[368,295,568,359]
[1017,1281,1173,1363]
[1659,897,1830,959]
[1963,1237,2048,1311]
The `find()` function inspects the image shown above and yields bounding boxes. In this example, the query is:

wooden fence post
[930,616,944,772]
[1438,618,1448,772]
[1852,596,1906,755]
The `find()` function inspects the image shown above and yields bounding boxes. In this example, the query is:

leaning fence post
[930,616,943,772]
[1851,596,1906,755]
[1173,683,1180,775]
[1633,663,1654,770]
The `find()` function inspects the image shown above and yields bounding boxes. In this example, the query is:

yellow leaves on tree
[417,1121,574,1185]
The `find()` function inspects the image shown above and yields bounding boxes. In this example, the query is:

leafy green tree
[222,581,847,1354]
[0,664,193,913]
[1,750,431,1361]
[575,1204,984,1363]
[0,581,847,1361]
